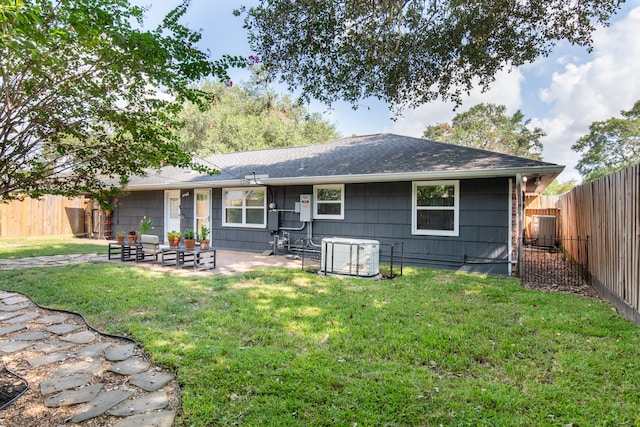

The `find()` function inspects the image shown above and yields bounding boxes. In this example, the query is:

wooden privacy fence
[0,195,88,238]
[558,164,640,324]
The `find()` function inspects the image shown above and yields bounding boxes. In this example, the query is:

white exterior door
[195,189,211,238]
[164,190,181,241]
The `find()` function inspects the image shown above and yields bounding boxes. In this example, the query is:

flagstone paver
[112,410,176,427]
[70,389,134,423]
[14,331,50,341]
[53,359,104,377]
[0,286,179,426]
[40,374,93,395]
[0,341,32,353]
[108,357,150,375]
[46,323,82,335]
[44,383,104,407]
[105,343,135,361]
[36,314,69,324]
[130,371,175,392]
[109,390,169,416]
[33,341,75,353]
[60,330,96,344]
[76,342,112,359]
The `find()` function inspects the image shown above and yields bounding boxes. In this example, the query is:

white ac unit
[320,237,380,277]
[531,215,556,246]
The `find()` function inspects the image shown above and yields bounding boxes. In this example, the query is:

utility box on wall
[300,194,312,222]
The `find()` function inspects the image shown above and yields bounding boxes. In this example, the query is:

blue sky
[136,0,640,182]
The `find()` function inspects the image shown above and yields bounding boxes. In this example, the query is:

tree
[572,100,640,183]
[423,103,544,159]
[240,1,623,110]
[542,179,576,195]
[176,77,340,156]
[0,0,244,202]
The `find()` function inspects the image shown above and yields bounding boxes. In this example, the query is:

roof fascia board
[123,165,564,191]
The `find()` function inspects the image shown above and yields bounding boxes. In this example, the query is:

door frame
[164,190,181,242]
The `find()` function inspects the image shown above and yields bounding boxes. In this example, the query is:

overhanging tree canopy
[241,0,624,110]
[572,100,640,182]
[0,0,244,201]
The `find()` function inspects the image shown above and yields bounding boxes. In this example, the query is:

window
[195,189,211,237]
[222,187,266,228]
[314,184,344,219]
[412,181,459,236]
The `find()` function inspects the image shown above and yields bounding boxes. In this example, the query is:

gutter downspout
[515,173,523,277]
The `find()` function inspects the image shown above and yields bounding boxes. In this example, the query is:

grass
[0,235,107,259]
[1,238,640,426]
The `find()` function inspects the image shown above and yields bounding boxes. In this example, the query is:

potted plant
[139,216,153,235]
[115,231,125,244]
[127,230,137,244]
[199,224,211,250]
[167,231,181,248]
[98,198,115,217]
[183,228,196,250]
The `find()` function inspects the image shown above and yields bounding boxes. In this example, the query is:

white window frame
[412,180,460,237]
[313,184,344,220]
[222,187,267,228]
[194,189,211,238]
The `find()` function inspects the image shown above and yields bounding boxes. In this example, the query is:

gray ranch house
[109,133,563,275]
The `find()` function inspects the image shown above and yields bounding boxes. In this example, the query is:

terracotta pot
[199,239,210,250]
[127,234,137,244]
[116,235,125,244]
[184,239,196,250]
[168,236,181,248]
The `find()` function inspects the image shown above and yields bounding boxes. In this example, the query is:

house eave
[123,165,564,191]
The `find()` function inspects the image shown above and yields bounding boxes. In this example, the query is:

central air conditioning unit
[320,237,380,277]
[531,215,557,247]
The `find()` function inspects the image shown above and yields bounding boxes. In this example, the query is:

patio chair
[139,234,161,262]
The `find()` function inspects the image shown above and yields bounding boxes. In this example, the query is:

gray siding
[117,177,511,274]
[110,190,165,238]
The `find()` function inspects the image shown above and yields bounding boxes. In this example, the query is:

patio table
[161,247,216,271]
[108,242,143,262]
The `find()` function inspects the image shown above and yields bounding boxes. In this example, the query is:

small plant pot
[200,239,210,250]
[116,235,125,244]
[168,237,181,248]
[184,239,196,250]
[127,234,137,244]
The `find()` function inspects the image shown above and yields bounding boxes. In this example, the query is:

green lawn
[0,236,107,259]
[1,239,639,426]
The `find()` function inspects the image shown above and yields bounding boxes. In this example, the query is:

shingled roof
[125,133,564,191]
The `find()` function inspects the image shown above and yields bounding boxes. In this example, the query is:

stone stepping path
[0,291,179,426]
[0,254,108,270]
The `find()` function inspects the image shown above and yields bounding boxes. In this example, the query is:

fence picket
[559,164,640,314]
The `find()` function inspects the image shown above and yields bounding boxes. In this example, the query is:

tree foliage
[0,0,244,201]
[572,100,640,183]
[542,179,576,195]
[423,103,544,159]
[176,76,340,156]
[241,0,623,110]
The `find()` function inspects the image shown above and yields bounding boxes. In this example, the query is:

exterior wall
[215,178,511,274]
[111,191,165,240]
[118,177,511,274]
